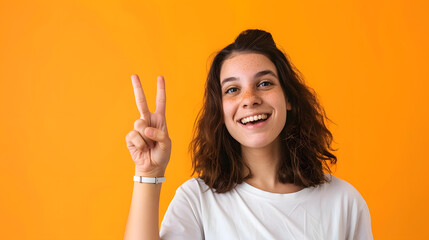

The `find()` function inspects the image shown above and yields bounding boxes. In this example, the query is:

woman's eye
[259,81,272,87]
[225,88,238,94]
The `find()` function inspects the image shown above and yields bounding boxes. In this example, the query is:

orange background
[1,0,428,239]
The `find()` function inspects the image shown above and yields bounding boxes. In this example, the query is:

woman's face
[220,52,291,149]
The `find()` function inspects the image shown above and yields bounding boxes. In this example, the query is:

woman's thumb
[144,127,170,149]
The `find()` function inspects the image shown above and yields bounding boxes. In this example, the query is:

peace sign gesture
[125,74,171,177]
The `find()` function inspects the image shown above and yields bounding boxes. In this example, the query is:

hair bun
[234,29,276,49]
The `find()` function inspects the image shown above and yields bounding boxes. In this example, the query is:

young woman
[124,29,373,240]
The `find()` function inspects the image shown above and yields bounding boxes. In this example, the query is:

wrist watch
[133,176,166,184]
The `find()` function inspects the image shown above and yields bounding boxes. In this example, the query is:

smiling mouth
[239,114,270,125]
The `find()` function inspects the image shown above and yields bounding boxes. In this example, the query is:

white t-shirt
[160,176,372,240]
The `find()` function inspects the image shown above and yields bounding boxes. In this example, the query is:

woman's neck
[241,138,303,194]
[241,138,281,182]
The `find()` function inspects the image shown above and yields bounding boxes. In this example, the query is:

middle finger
[131,74,151,121]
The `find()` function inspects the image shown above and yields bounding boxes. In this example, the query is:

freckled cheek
[222,100,236,121]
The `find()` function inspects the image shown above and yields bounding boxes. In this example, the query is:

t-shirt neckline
[236,181,313,200]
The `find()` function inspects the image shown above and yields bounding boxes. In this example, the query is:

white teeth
[240,114,268,124]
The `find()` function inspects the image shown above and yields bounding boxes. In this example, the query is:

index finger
[155,76,166,115]
[131,74,151,120]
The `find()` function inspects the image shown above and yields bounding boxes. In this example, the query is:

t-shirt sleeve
[330,176,373,240]
[349,200,373,240]
[160,179,204,240]
[343,182,373,240]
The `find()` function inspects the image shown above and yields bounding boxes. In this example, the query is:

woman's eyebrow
[254,70,278,79]
[221,70,278,87]
[221,77,237,87]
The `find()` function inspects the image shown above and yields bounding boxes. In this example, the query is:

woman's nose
[241,88,262,108]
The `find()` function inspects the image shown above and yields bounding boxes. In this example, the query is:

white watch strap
[133,176,166,184]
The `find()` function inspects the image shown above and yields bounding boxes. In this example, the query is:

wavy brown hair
[190,29,337,193]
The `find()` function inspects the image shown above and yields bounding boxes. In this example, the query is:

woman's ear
[286,99,292,110]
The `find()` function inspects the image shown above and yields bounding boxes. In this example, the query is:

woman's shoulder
[178,177,208,189]
[175,177,211,197]
[328,175,362,192]
[317,175,368,206]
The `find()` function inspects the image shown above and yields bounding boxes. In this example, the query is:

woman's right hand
[125,74,171,177]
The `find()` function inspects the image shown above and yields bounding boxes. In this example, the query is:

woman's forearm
[124,174,162,240]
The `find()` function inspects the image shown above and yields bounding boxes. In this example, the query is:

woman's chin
[239,137,280,150]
